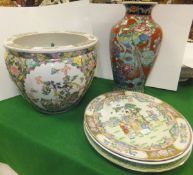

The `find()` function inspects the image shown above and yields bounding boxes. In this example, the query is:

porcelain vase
[110,2,162,91]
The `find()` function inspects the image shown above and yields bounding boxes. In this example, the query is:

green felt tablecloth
[0,77,193,175]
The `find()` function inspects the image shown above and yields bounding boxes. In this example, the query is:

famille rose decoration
[110,2,162,91]
[84,125,192,172]
[84,91,192,172]
[4,32,98,113]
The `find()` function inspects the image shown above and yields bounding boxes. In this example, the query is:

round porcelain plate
[84,125,192,173]
[84,91,192,162]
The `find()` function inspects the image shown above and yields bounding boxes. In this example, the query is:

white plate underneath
[84,125,192,173]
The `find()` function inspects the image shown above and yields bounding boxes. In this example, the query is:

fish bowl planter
[4,32,98,114]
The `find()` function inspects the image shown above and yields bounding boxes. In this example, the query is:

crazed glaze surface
[5,47,97,113]
[84,91,192,162]
[110,3,162,91]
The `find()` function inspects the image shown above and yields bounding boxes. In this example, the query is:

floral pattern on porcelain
[84,126,192,173]
[85,91,192,161]
[110,3,162,91]
[5,47,97,113]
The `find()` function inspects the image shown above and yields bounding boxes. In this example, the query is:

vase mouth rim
[122,1,158,5]
[4,31,98,53]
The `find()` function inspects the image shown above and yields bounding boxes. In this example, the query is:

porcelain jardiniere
[4,32,98,113]
[110,2,162,92]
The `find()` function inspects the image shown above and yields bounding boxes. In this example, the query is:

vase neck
[124,4,154,16]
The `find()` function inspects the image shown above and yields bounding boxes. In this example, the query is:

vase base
[113,84,144,93]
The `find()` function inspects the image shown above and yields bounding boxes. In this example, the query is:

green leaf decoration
[125,103,137,109]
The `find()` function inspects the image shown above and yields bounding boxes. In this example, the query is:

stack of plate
[180,65,193,82]
[84,91,193,172]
